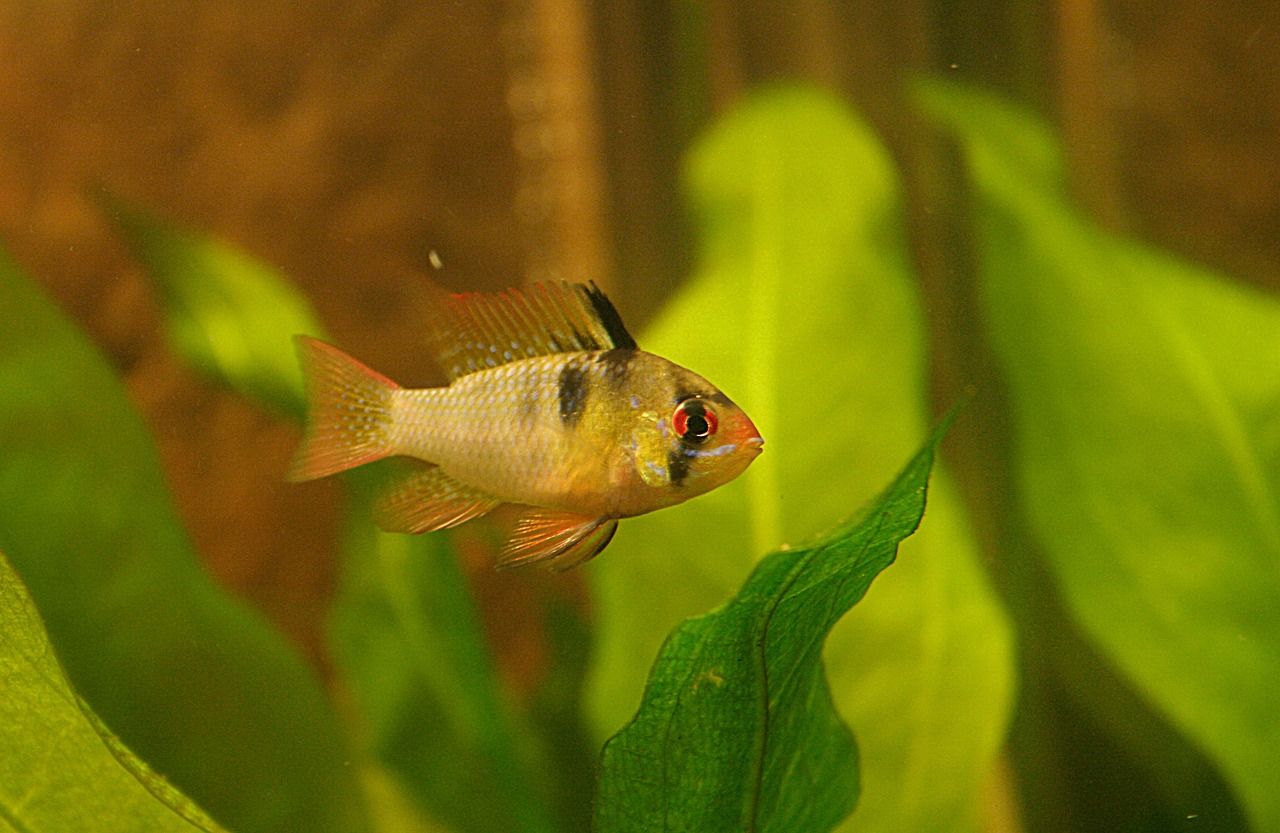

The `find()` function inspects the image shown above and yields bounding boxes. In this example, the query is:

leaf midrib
[742,512,888,832]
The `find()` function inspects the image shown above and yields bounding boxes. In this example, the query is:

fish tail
[287,335,401,482]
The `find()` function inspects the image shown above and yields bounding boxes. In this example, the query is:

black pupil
[684,413,709,437]
[678,400,712,440]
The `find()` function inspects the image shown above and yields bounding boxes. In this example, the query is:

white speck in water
[949,63,959,70]
[428,250,444,270]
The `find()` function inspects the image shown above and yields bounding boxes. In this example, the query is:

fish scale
[391,354,599,508]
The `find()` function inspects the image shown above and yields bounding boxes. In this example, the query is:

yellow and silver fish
[288,282,762,571]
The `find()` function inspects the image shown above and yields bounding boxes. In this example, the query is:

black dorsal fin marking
[584,282,637,350]
[423,281,639,381]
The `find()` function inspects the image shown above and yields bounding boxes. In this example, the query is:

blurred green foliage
[0,248,367,833]
[919,78,1280,833]
[103,195,326,417]
[331,479,569,833]
[0,78,1276,833]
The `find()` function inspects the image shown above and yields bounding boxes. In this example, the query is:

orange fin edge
[497,510,618,572]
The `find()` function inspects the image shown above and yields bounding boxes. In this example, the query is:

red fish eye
[673,400,717,442]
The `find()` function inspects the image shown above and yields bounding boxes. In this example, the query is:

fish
[287,281,763,571]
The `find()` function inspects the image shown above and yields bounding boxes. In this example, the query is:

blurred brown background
[0,0,1276,681]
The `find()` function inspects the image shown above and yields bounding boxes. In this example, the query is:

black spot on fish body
[558,362,589,425]
[667,447,693,487]
[585,282,638,350]
[596,347,635,386]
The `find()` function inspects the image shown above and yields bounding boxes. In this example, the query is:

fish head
[667,392,763,493]
[624,354,763,504]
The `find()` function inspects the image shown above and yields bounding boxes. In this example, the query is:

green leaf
[596,420,945,832]
[330,480,562,833]
[917,79,1280,832]
[0,549,227,833]
[587,85,1013,832]
[101,195,325,416]
[0,247,368,833]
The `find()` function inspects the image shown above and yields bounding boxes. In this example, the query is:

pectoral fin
[373,464,500,534]
[498,510,618,572]
[633,418,672,488]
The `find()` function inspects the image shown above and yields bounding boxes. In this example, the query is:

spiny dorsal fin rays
[424,282,637,381]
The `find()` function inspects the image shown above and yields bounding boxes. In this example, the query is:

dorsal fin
[425,281,637,381]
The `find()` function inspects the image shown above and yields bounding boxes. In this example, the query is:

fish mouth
[743,436,764,455]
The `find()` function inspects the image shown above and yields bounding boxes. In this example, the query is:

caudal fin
[287,335,400,482]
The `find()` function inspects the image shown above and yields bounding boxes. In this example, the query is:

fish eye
[672,399,717,444]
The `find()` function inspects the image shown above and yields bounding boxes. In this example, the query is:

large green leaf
[596,422,942,832]
[0,247,368,833]
[0,550,226,833]
[587,85,1013,833]
[330,480,563,833]
[917,80,1280,832]
[102,196,325,416]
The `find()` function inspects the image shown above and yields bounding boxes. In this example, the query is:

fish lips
[731,413,764,457]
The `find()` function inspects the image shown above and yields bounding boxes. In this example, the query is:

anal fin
[373,464,500,534]
[498,510,618,572]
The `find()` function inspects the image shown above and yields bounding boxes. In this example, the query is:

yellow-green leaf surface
[917,80,1280,832]
[587,85,1013,832]
[103,197,324,415]
[359,764,456,833]
[596,423,942,832]
[0,247,368,833]
[0,550,226,833]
